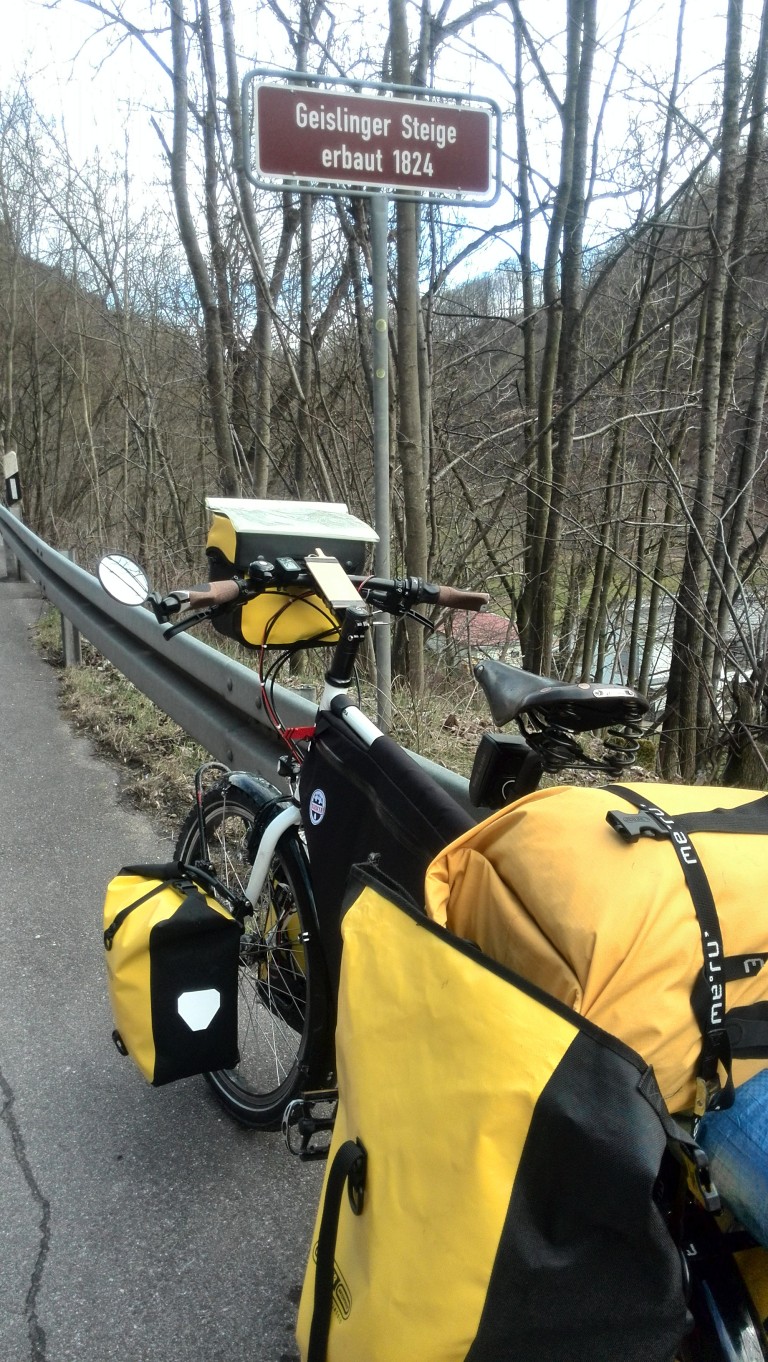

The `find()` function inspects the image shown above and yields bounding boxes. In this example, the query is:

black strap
[308,1139,367,1362]
[606,786,733,1111]
[718,954,766,984]
[104,864,196,950]
[606,799,768,844]
[104,880,180,949]
[717,1003,768,1058]
[638,1069,721,1215]
[668,796,768,835]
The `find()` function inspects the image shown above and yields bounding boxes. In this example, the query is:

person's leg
[698,1069,768,1247]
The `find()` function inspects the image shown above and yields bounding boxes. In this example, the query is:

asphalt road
[0,547,323,1362]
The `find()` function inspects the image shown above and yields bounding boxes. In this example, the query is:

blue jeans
[698,1069,768,1247]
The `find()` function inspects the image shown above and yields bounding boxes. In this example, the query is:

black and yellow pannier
[102,861,241,1086]
[205,497,378,649]
[297,868,697,1362]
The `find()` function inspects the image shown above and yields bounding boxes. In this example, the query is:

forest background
[2,0,768,786]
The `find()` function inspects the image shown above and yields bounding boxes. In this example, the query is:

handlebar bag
[205,496,378,648]
[296,866,692,1362]
[102,862,241,1085]
[207,567,342,650]
[425,782,768,1114]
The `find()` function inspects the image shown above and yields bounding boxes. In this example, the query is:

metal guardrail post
[61,549,83,666]
[2,506,22,581]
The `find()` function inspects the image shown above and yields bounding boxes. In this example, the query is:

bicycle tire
[175,779,330,1130]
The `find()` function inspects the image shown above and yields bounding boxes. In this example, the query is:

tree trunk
[660,0,744,777]
[169,0,237,495]
[705,0,768,693]
[517,0,596,675]
[722,678,768,788]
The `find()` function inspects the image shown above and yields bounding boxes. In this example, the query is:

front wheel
[175,780,330,1130]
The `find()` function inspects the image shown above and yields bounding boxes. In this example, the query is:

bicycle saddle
[474,659,649,732]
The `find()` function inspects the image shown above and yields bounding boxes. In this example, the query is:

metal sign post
[240,70,501,729]
[370,194,392,731]
[3,450,21,506]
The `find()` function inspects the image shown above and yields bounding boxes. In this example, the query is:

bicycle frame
[240,701,392,905]
[237,595,399,909]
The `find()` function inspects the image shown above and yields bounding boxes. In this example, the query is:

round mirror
[97,554,150,606]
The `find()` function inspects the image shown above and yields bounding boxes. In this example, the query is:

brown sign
[254,84,492,195]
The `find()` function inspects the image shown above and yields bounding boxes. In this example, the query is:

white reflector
[177,989,221,1031]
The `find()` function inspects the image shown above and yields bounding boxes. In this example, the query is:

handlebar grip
[181,580,242,610]
[435,587,490,612]
[149,579,243,625]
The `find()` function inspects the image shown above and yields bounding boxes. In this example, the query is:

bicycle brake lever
[407,609,434,634]
[162,608,213,640]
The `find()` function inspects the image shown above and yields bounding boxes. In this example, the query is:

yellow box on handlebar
[204,498,377,648]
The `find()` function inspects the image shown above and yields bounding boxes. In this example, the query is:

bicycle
[97,546,648,1134]
[97,546,767,1361]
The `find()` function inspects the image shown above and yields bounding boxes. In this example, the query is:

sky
[2,0,767,277]
[1,1,741,168]
[1,1,171,184]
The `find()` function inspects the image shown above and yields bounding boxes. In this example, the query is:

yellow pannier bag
[425,783,768,1114]
[297,869,692,1362]
[102,862,241,1085]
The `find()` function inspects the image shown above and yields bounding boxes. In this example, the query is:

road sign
[252,83,493,197]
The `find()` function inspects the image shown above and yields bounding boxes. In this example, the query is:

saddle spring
[602,720,643,772]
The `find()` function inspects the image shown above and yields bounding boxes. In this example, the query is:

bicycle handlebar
[150,569,489,628]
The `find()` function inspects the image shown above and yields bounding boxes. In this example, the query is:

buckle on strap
[606,809,668,843]
[686,1139,721,1215]
[667,1120,722,1216]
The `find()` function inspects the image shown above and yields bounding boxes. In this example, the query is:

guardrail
[0,505,474,809]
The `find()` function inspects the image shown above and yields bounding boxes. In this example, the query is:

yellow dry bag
[425,783,768,1113]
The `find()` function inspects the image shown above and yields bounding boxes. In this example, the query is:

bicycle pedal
[283,1091,338,1161]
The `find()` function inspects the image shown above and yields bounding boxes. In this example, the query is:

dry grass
[34,609,207,831]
